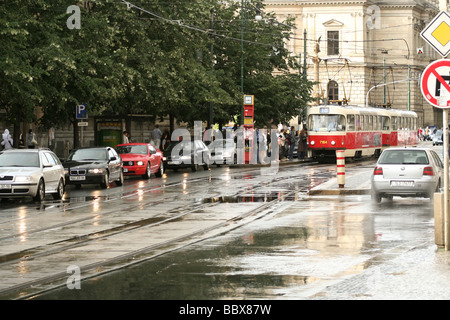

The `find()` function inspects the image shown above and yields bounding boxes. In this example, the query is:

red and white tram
[307,105,418,162]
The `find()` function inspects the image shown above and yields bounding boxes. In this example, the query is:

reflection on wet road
[28,161,450,300]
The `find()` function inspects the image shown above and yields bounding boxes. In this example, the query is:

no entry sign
[421,59,450,108]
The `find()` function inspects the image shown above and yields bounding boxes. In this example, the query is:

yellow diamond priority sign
[421,11,450,57]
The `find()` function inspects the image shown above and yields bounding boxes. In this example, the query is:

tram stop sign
[421,59,450,108]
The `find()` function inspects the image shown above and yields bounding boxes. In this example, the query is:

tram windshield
[309,114,346,132]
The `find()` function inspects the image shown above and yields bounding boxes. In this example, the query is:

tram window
[356,115,361,131]
[364,115,369,131]
[368,116,373,130]
[348,115,355,131]
[382,116,390,130]
[392,117,398,130]
[308,114,346,132]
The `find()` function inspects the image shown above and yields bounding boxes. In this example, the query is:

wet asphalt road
[1,146,450,300]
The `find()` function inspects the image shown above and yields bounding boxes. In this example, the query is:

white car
[0,149,65,202]
[207,139,237,165]
[371,147,443,203]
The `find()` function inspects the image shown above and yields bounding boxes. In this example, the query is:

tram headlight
[310,140,315,146]
[331,141,336,146]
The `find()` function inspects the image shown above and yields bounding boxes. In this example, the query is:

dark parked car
[163,140,211,172]
[63,147,123,189]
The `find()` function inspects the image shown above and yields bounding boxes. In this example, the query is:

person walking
[151,125,162,149]
[298,126,308,160]
[1,129,13,150]
[26,129,37,149]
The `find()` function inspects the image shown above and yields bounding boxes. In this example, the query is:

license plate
[0,184,11,189]
[390,181,414,187]
[70,176,86,181]
[123,168,128,173]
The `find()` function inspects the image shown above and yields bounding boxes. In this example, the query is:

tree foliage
[0,0,313,129]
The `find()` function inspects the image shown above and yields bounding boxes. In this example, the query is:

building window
[328,80,339,102]
[327,31,339,55]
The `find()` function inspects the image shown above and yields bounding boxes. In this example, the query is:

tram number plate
[390,181,414,187]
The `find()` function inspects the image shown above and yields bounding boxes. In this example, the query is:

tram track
[0,164,323,299]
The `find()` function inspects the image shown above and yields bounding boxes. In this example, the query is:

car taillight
[423,167,434,176]
[373,167,383,175]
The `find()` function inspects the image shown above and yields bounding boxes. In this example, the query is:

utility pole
[312,37,321,105]
[303,29,307,76]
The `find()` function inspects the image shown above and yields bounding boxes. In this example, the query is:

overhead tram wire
[121,0,280,48]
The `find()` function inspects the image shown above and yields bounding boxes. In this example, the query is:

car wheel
[52,179,64,200]
[116,170,124,186]
[33,179,45,202]
[155,162,163,177]
[371,189,382,203]
[101,172,109,189]
[143,163,151,179]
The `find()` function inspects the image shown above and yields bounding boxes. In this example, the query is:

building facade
[264,0,448,127]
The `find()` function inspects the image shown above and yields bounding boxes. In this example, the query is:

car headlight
[163,157,167,161]
[88,168,104,174]
[64,169,69,175]
[136,161,144,166]
[15,176,33,183]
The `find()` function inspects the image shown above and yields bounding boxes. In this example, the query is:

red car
[116,143,164,179]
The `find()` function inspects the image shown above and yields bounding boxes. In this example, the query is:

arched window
[328,81,339,102]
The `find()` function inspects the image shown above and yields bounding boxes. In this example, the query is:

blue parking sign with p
[76,104,88,119]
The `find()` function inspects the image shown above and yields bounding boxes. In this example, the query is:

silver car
[208,139,237,166]
[0,149,65,202]
[371,147,443,203]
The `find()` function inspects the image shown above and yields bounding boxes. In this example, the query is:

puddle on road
[33,221,319,300]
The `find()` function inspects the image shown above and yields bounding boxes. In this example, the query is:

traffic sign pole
[444,109,449,251]
[420,58,450,250]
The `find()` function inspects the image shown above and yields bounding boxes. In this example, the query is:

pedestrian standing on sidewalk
[26,129,38,149]
[122,131,129,144]
[1,129,13,150]
[161,127,170,151]
[298,126,308,160]
[151,125,162,149]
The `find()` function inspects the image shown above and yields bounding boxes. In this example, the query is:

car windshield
[378,150,429,165]
[68,148,107,161]
[116,145,147,155]
[208,139,235,150]
[0,152,40,167]
[165,141,194,153]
